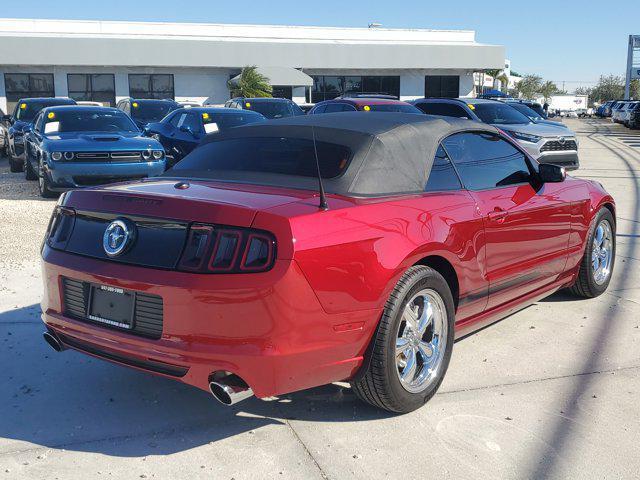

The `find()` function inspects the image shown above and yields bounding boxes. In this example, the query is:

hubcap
[591,219,613,285]
[395,289,447,393]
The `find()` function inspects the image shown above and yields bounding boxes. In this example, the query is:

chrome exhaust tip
[209,375,253,406]
[43,331,64,352]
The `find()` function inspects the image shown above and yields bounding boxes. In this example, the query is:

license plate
[88,284,135,330]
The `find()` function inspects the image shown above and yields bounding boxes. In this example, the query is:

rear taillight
[178,224,276,273]
[44,206,76,251]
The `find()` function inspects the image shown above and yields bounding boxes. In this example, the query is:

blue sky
[3,0,639,91]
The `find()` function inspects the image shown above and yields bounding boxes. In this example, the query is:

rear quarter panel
[256,191,488,321]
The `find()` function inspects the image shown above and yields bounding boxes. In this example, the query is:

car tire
[9,151,23,173]
[24,156,37,180]
[570,207,615,298]
[351,265,455,413]
[38,161,57,198]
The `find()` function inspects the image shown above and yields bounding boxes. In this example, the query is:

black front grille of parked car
[62,277,164,339]
[73,151,143,162]
[540,140,577,152]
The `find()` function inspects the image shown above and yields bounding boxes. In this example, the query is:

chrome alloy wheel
[592,219,613,285]
[395,288,448,393]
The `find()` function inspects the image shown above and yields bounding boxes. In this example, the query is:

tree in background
[483,69,503,90]
[496,73,510,93]
[585,75,640,103]
[228,66,272,98]
[511,74,543,99]
[540,80,562,103]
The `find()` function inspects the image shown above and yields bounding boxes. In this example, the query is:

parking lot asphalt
[1,118,640,480]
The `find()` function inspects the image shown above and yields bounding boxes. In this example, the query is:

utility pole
[625,35,633,100]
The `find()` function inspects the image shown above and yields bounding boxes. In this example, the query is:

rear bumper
[41,247,379,398]
[45,160,166,190]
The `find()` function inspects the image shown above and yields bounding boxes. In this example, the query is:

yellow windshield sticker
[363,105,371,111]
[468,104,476,110]
[202,112,210,120]
[245,102,251,108]
[47,112,55,119]
[132,102,139,108]
[20,103,27,109]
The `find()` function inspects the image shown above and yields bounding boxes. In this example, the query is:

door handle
[488,208,508,223]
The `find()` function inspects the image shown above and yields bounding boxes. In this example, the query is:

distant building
[0,18,505,112]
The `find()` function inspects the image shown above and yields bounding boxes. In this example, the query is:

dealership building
[0,18,505,113]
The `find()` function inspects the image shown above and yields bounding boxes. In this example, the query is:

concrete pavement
[1,118,639,479]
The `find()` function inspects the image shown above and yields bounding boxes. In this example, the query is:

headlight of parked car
[51,152,62,161]
[505,131,541,143]
[152,150,164,160]
[64,152,75,160]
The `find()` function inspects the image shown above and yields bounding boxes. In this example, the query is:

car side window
[33,113,44,133]
[324,103,347,113]
[169,112,183,128]
[416,102,470,119]
[425,145,463,192]
[181,113,201,133]
[313,104,327,114]
[442,131,533,190]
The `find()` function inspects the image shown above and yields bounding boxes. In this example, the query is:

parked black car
[116,98,180,130]
[629,102,640,129]
[145,107,266,166]
[3,97,77,172]
[0,108,8,158]
[221,97,304,119]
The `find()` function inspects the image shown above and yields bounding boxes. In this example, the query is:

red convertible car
[41,113,615,413]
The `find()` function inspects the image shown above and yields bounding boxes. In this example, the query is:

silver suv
[410,98,580,170]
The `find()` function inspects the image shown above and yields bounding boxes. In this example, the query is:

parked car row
[1,93,581,200]
[596,100,640,129]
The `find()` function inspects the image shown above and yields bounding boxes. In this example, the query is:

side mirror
[539,163,566,183]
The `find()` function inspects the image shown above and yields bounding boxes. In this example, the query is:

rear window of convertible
[169,137,352,179]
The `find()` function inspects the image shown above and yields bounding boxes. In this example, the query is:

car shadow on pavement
[518,119,640,478]
[0,304,391,459]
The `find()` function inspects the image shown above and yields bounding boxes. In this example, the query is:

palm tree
[484,69,503,90]
[228,66,273,98]
[496,73,510,93]
[539,80,560,103]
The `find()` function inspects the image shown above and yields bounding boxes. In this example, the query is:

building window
[128,74,174,99]
[271,86,293,100]
[311,75,400,102]
[67,74,116,106]
[4,73,55,112]
[425,76,460,98]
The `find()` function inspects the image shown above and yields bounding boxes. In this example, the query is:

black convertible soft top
[173,112,499,197]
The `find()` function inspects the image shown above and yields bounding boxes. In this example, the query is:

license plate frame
[87,284,135,330]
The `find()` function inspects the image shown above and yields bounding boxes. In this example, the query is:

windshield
[131,102,175,122]
[202,111,265,129]
[509,103,544,121]
[360,104,422,113]
[15,100,74,122]
[472,103,531,125]
[169,137,351,179]
[44,110,138,133]
[245,101,293,119]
